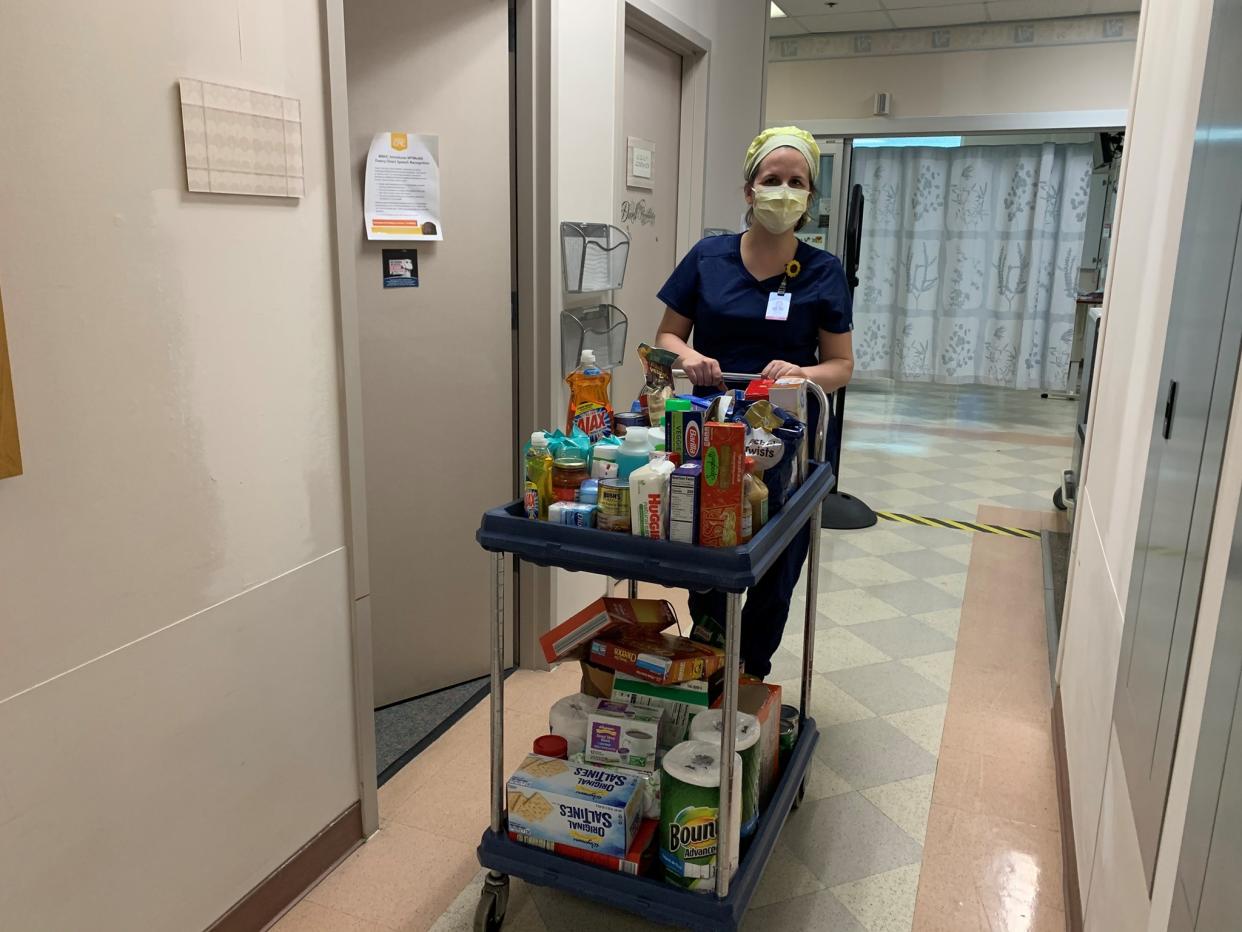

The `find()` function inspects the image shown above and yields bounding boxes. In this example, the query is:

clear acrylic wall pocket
[560,222,630,293]
[560,304,628,374]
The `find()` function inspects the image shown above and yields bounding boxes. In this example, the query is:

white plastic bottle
[629,454,675,539]
[616,427,653,480]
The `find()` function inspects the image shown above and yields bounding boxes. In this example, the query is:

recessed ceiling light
[770,2,787,17]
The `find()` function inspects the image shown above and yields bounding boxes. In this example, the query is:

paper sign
[626,136,654,191]
[382,249,419,288]
[364,132,443,240]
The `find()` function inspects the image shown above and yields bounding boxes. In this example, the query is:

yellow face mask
[751,184,809,234]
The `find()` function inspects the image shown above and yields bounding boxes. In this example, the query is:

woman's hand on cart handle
[761,360,806,381]
[680,351,725,390]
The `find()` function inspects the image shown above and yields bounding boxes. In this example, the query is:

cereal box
[506,755,642,857]
[585,699,663,772]
[539,597,679,664]
[700,422,745,548]
[590,628,725,686]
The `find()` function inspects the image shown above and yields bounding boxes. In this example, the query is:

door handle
[1162,379,1178,440]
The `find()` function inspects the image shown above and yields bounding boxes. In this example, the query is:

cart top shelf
[476,461,835,592]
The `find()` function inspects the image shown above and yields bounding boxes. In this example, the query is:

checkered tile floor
[838,381,1076,522]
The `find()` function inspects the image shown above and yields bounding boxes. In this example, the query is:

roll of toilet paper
[548,693,597,746]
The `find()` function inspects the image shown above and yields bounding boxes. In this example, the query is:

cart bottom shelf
[476,718,820,932]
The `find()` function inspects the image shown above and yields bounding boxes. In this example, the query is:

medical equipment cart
[473,376,835,932]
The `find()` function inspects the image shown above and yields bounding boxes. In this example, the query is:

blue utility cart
[473,374,835,931]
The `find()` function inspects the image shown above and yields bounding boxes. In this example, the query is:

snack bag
[566,350,614,441]
[637,343,678,427]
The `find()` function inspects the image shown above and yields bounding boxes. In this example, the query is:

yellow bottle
[741,455,769,543]
[524,432,554,520]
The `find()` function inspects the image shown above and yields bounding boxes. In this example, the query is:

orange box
[699,422,745,548]
[539,597,678,664]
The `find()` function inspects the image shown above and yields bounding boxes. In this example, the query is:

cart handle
[670,369,831,465]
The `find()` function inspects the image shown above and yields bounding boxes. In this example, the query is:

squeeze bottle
[616,428,653,481]
[565,349,614,441]
[524,432,554,520]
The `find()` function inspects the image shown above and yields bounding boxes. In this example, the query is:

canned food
[596,510,632,533]
[779,704,799,753]
[613,412,648,436]
[598,478,630,515]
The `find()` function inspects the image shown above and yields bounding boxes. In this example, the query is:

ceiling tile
[887,2,988,26]
[796,10,897,31]
[881,0,988,9]
[769,16,810,34]
[776,0,884,14]
[985,0,1089,20]
[1088,0,1141,11]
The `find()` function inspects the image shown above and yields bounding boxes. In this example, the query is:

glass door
[797,139,847,255]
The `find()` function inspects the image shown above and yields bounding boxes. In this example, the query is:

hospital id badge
[765,291,791,321]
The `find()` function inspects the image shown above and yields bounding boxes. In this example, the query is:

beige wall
[550,0,769,620]
[0,1,359,928]
[1056,0,1233,928]
[766,41,1135,131]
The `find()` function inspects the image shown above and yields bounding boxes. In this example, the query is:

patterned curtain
[850,143,1094,390]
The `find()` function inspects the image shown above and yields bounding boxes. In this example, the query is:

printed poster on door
[364,132,443,241]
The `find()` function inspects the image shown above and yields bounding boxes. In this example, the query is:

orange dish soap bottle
[565,350,613,442]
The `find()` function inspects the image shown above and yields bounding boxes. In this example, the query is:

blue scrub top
[657,234,852,377]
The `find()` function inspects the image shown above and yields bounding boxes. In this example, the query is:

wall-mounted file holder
[560,222,630,293]
[561,304,628,374]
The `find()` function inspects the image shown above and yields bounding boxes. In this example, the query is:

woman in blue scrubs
[655,126,854,678]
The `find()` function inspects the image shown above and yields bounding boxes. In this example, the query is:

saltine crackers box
[700,422,745,548]
[507,755,642,857]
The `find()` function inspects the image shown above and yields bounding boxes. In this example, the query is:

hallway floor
[274,382,1077,932]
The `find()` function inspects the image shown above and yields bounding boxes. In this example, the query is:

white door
[345,0,513,706]
[613,27,682,406]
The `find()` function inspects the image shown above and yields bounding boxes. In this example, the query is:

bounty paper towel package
[507,755,642,857]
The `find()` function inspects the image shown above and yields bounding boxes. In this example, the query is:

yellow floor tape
[875,511,1041,540]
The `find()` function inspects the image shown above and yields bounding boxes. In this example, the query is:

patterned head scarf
[744,126,820,184]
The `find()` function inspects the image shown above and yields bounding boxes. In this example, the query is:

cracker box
[666,408,704,463]
[700,422,746,548]
[610,670,720,748]
[590,628,725,686]
[668,462,702,545]
[511,817,658,876]
[539,597,679,664]
[585,699,663,773]
[506,755,642,857]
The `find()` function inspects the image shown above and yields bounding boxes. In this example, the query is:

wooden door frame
[620,1,711,256]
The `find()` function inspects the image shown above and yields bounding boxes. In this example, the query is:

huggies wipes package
[507,755,643,857]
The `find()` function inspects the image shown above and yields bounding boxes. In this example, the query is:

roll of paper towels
[548,693,597,747]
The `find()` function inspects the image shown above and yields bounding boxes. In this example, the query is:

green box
[610,671,720,748]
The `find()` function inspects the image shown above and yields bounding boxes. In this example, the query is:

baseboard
[1051,689,1084,932]
[207,801,363,932]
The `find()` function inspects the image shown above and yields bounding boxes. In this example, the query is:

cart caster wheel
[1053,487,1067,512]
[474,874,509,932]
[792,778,807,811]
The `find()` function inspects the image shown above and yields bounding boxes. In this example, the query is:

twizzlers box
[700,422,745,548]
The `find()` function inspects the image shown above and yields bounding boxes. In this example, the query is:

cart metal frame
[473,374,833,931]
